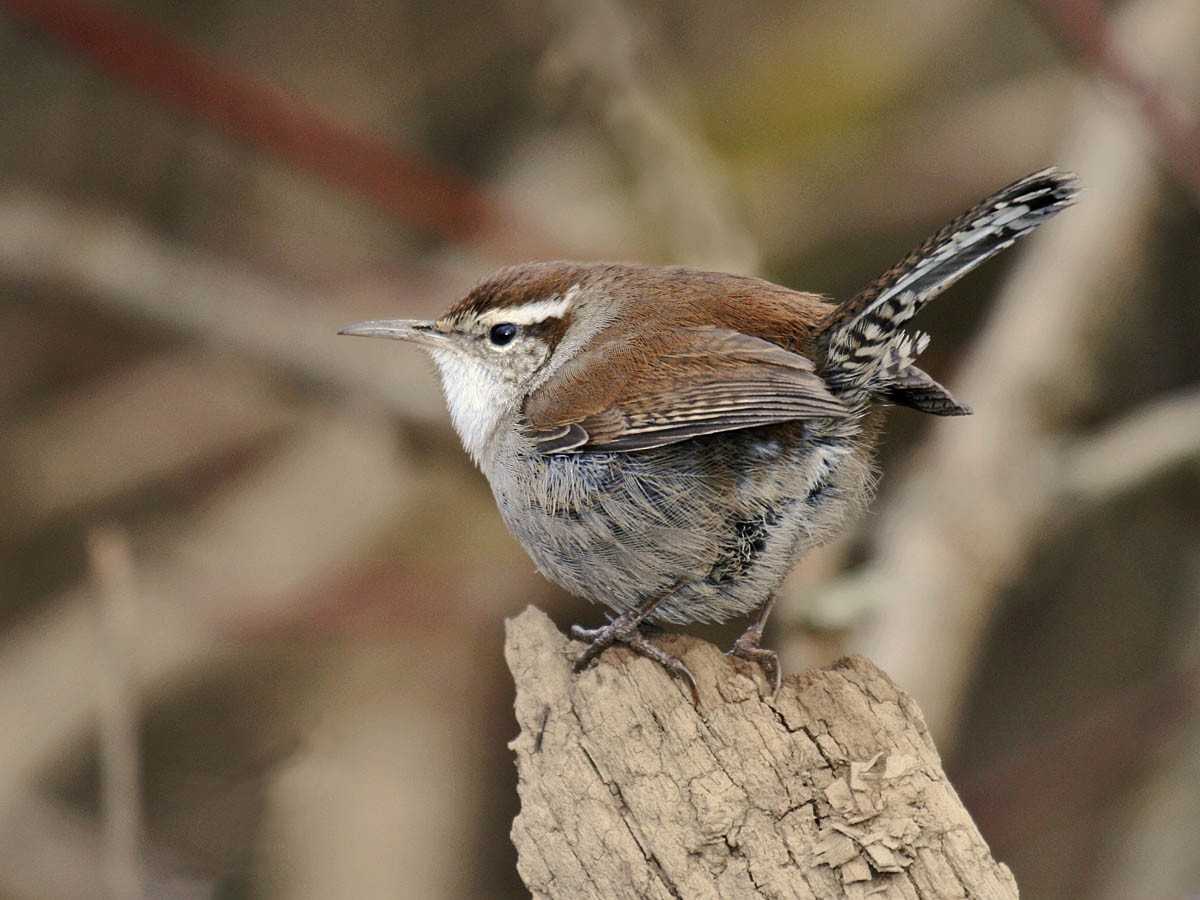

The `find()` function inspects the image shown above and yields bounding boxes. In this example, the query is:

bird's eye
[488,323,518,346]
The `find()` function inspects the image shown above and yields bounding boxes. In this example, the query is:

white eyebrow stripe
[477,284,579,327]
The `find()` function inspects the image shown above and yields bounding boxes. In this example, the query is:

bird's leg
[728,593,781,698]
[571,582,698,704]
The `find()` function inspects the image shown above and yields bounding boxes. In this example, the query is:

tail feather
[882,366,972,416]
[817,168,1080,396]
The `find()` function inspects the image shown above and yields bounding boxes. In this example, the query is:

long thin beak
[337,319,452,349]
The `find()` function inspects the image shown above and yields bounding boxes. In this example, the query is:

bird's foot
[727,629,782,699]
[572,614,699,705]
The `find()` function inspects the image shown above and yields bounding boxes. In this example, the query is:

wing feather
[526,326,848,453]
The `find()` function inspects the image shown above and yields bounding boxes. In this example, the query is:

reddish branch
[1031,0,1200,202]
[0,0,559,255]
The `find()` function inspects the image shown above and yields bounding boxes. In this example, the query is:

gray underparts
[490,421,874,625]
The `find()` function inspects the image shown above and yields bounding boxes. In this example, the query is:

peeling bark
[506,607,1017,899]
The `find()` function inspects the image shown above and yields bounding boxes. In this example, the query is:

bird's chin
[429,348,511,466]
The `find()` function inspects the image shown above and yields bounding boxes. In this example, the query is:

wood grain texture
[506,607,1017,899]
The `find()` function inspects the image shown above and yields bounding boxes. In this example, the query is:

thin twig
[87,526,143,900]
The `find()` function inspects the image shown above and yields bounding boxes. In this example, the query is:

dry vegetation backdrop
[0,0,1197,898]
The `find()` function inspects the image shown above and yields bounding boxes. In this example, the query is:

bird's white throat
[429,348,514,465]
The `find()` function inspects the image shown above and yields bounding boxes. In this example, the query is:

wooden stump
[505,606,1017,899]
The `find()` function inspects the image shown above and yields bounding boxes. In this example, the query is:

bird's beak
[337,319,453,350]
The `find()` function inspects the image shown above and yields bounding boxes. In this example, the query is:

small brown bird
[342,168,1078,697]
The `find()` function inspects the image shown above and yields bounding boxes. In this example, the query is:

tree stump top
[505,607,1017,899]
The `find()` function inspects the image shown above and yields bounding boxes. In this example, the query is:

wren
[341,168,1079,698]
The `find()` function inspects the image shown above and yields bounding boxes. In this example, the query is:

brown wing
[525,326,849,453]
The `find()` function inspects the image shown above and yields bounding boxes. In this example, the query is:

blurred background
[1,0,1197,897]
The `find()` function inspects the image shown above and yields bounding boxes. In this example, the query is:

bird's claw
[571,616,699,706]
[727,631,782,699]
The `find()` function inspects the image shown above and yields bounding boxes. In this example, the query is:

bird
[341,167,1079,699]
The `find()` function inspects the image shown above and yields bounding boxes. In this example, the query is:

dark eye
[489,323,518,346]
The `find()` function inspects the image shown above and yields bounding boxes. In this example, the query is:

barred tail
[816,168,1080,402]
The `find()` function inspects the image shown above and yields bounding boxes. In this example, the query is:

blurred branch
[506,607,1017,899]
[956,657,1199,851]
[0,303,47,407]
[0,790,215,900]
[1091,599,1200,899]
[0,410,411,814]
[851,0,1198,742]
[0,0,561,259]
[0,192,446,424]
[1,351,298,536]
[544,0,758,270]
[1030,0,1200,204]
[1060,387,1200,501]
[87,526,144,900]
[253,632,500,900]
[785,72,1076,249]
